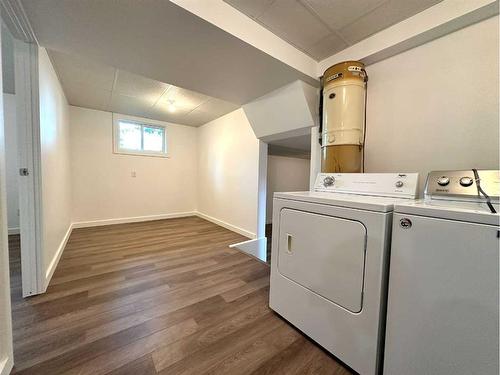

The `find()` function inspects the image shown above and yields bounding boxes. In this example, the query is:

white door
[278,208,367,313]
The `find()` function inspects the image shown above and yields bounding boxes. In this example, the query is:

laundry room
[0,1,498,375]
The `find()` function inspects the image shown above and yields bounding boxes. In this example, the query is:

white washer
[384,170,500,375]
[269,173,419,375]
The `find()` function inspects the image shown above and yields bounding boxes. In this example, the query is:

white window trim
[112,115,169,158]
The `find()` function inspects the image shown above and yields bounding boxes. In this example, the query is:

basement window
[113,118,168,157]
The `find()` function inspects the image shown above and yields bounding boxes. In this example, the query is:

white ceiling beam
[318,0,499,75]
[169,0,318,80]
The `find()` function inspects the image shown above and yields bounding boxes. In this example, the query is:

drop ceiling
[19,0,318,106]
[49,50,239,127]
[223,0,443,60]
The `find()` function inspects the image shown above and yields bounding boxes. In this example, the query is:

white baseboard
[7,227,19,235]
[0,356,13,375]
[195,211,256,239]
[72,211,197,229]
[44,223,73,291]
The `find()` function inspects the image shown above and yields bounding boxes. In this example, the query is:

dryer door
[278,208,367,313]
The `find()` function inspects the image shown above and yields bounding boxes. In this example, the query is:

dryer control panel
[314,173,419,198]
[425,170,500,202]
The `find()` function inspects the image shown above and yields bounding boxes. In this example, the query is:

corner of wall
[43,223,73,290]
[195,211,256,239]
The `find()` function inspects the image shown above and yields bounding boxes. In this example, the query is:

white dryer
[269,173,419,375]
[384,170,500,375]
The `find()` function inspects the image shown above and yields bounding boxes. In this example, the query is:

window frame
[112,116,169,158]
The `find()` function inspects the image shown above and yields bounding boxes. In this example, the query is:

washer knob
[323,176,335,187]
[437,176,450,186]
[459,176,474,187]
[395,180,404,188]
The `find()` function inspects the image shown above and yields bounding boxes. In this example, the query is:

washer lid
[274,191,414,212]
[395,200,500,226]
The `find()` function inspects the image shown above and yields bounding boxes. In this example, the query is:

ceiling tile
[196,98,240,117]
[302,0,385,30]
[222,0,275,19]
[109,93,154,119]
[304,33,348,60]
[157,86,210,113]
[151,101,194,118]
[114,70,169,103]
[257,0,331,50]
[183,97,240,126]
[48,49,116,91]
[147,105,197,125]
[339,0,443,44]
[63,81,111,112]
[179,111,216,127]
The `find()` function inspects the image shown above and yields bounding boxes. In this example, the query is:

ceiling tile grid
[49,50,239,127]
[46,1,443,123]
[258,0,332,49]
[223,0,443,61]
[338,0,444,45]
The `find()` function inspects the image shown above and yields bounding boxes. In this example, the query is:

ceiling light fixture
[167,99,176,113]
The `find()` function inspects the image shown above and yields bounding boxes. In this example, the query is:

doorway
[2,21,22,303]
[1,18,43,298]
[265,134,311,263]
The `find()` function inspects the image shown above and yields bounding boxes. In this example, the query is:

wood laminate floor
[8,217,352,375]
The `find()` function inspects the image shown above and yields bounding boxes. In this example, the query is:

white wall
[363,16,499,192]
[197,108,260,238]
[266,155,310,224]
[3,94,18,233]
[70,107,197,224]
[38,48,72,282]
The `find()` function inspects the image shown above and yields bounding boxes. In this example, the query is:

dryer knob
[323,176,335,187]
[395,180,404,188]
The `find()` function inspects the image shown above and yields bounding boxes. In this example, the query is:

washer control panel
[314,173,419,198]
[425,170,500,202]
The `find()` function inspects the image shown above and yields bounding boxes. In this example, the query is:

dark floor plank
[106,354,157,375]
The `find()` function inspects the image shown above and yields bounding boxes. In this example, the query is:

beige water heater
[322,61,367,173]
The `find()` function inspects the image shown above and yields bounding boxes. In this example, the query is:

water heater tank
[322,61,367,173]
